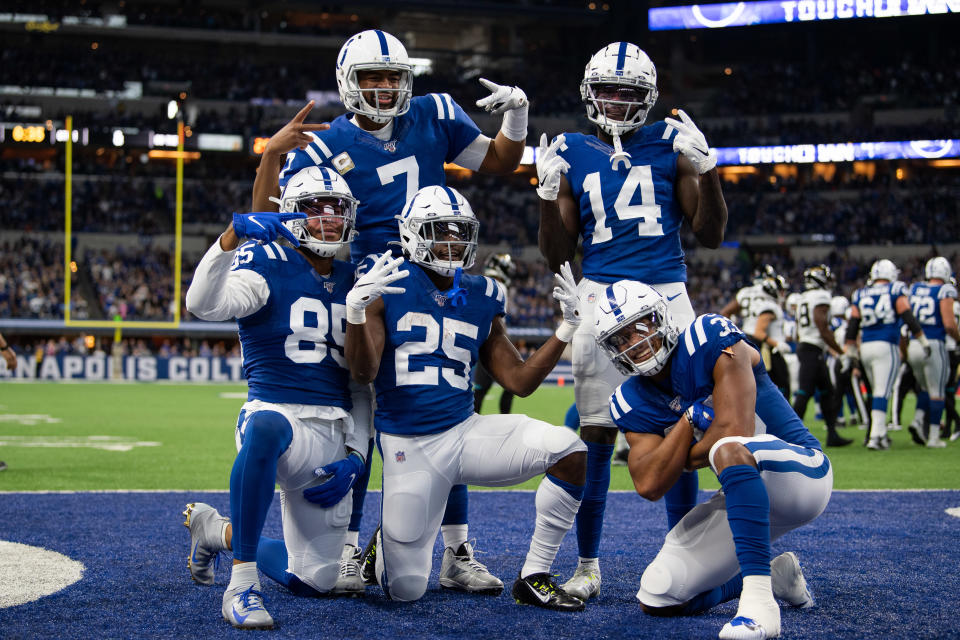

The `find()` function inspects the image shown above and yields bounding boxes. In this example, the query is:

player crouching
[595,281,831,639]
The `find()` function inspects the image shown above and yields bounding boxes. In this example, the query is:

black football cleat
[360,525,379,586]
[826,433,852,447]
[512,573,585,612]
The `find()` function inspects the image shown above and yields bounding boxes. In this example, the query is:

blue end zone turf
[1,491,958,639]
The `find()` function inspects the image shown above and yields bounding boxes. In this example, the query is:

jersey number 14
[584,165,663,242]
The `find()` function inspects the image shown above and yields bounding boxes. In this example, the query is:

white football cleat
[222,584,274,629]
[771,552,815,609]
[332,544,365,596]
[438,541,503,595]
[561,562,601,600]
[719,616,768,640]
[183,502,229,585]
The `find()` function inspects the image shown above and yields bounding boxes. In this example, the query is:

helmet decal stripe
[339,37,354,66]
[605,286,624,320]
[319,167,332,191]
[616,41,627,73]
[442,186,461,214]
[374,29,390,57]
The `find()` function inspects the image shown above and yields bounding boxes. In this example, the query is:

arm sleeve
[844,316,861,342]
[185,240,270,321]
[898,306,923,336]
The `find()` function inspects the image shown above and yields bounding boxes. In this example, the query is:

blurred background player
[946,287,960,441]
[251,28,530,593]
[905,256,959,448]
[536,41,728,602]
[845,259,928,450]
[473,252,518,414]
[829,295,867,429]
[343,186,587,610]
[0,331,14,471]
[792,265,852,447]
[596,281,828,640]
[182,167,368,628]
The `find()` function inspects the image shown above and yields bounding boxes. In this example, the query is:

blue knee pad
[231,410,293,561]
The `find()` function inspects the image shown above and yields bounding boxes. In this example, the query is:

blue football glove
[232,211,305,246]
[684,400,715,441]
[303,451,365,508]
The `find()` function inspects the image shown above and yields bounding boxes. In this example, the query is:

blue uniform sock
[917,391,930,416]
[664,470,699,531]
[871,396,888,412]
[930,399,945,426]
[575,441,614,559]
[442,484,469,526]
[545,473,585,501]
[230,411,292,562]
[718,464,771,577]
[348,437,375,533]
[256,537,319,596]
[682,574,743,615]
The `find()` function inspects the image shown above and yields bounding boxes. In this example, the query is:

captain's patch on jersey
[332,152,354,175]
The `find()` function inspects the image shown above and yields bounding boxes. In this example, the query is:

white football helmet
[595,280,681,376]
[276,167,358,257]
[580,42,658,136]
[868,259,898,284]
[397,185,479,276]
[925,256,952,282]
[830,295,849,319]
[336,29,413,124]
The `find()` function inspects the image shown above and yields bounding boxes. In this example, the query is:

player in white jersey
[844,259,928,450]
[250,29,531,593]
[792,265,852,447]
[182,168,368,628]
[905,257,960,448]
[536,41,728,600]
[344,186,588,610]
[830,296,868,429]
[946,293,960,440]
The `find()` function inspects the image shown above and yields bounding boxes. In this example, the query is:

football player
[792,265,852,447]
[251,29,530,592]
[473,252,517,414]
[830,295,868,429]
[905,257,959,448]
[344,186,588,610]
[844,259,928,450]
[598,281,829,640]
[536,41,728,600]
[182,168,370,628]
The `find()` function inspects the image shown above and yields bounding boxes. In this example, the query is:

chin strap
[443,267,468,307]
[610,133,632,170]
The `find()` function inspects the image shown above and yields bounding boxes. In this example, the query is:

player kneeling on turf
[596,281,832,639]
[182,167,370,629]
[344,185,588,610]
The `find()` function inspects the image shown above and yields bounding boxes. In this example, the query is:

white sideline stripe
[2,489,959,495]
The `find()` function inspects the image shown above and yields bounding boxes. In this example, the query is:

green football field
[1,382,958,491]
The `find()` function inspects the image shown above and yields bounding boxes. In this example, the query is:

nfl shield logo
[324,282,335,293]
[395,451,405,463]
[433,293,447,307]
[587,293,596,303]
[384,140,397,153]
[669,396,684,413]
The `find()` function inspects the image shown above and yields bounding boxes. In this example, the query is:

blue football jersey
[558,123,685,284]
[232,241,353,408]
[278,95,482,262]
[909,281,958,341]
[852,281,908,343]
[608,313,821,452]
[372,258,507,436]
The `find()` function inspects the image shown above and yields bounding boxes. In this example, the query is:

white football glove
[475,78,528,115]
[536,133,570,201]
[552,261,580,342]
[663,109,717,174]
[919,334,932,358]
[345,250,408,324]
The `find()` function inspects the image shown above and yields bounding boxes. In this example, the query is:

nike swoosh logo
[666,293,682,302]
[232,606,250,624]
[247,216,266,230]
[191,542,201,562]
[532,587,551,604]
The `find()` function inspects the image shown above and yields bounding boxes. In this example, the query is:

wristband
[555,320,577,343]
[500,102,528,142]
[346,306,366,325]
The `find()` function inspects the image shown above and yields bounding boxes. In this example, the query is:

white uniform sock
[735,574,780,636]
[441,524,468,551]
[520,478,581,578]
[871,409,888,439]
[345,530,359,548]
[228,561,261,592]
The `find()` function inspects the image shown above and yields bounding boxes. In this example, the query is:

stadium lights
[112,130,124,147]
[167,100,179,120]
